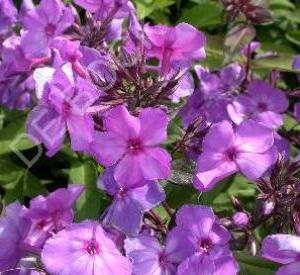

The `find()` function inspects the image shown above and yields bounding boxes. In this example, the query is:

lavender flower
[0,202,31,273]
[228,80,289,129]
[21,0,74,58]
[172,205,239,275]
[144,23,206,75]
[98,167,165,236]
[74,0,133,20]
[125,231,191,274]
[27,64,99,156]
[180,63,244,127]
[262,234,300,275]
[91,105,171,184]
[0,0,17,36]
[41,220,132,275]
[194,120,277,191]
[21,184,84,248]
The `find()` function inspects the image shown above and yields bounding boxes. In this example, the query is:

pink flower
[262,234,300,275]
[144,23,206,75]
[41,221,132,275]
[0,202,31,273]
[21,184,84,248]
[194,120,277,191]
[91,105,171,184]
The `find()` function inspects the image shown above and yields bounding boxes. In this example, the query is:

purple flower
[144,23,206,75]
[168,72,195,103]
[171,205,239,275]
[125,231,191,274]
[21,0,74,58]
[0,0,17,35]
[180,63,244,127]
[194,120,277,191]
[0,71,33,110]
[51,37,87,77]
[27,64,99,156]
[0,202,31,273]
[21,184,84,248]
[262,234,300,275]
[74,0,133,20]
[91,105,171,184]
[2,35,31,74]
[19,0,35,20]
[98,167,165,236]
[228,81,289,129]
[41,220,132,275]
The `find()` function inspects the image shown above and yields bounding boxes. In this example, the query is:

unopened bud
[263,200,274,216]
[232,212,249,229]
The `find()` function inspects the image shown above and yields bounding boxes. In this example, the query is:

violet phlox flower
[194,119,277,191]
[21,184,84,248]
[228,80,289,129]
[0,202,31,273]
[262,234,300,275]
[144,23,206,75]
[91,105,171,184]
[180,63,244,127]
[41,220,132,275]
[21,0,74,59]
[172,205,239,275]
[74,0,133,20]
[27,63,100,156]
[125,231,191,275]
[97,167,165,236]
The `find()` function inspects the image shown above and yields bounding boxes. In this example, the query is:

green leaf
[0,159,46,203]
[286,30,300,46]
[69,159,98,186]
[70,159,109,221]
[0,159,24,185]
[251,54,297,72]
[135,0,175,19]
[23,170,47,198]
[202,35,225,68]
[0,116,34,155]
[165,183,198,209]
[199,175,255,215]
[75,187,109,221]
[235,252,279,275]
[269,0,295,10]
[179,2,222,28]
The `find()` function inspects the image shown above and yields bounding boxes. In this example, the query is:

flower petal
[235,119,274,153]
[236,147,277,180]
[262,234,300,264]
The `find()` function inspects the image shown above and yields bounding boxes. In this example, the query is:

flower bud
[232,212,249,229]
[263,200,274,216]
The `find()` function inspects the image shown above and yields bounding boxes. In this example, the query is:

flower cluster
[0,0,300,274]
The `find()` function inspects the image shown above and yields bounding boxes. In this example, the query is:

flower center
[257,102,268,111]
[159,253,168,266]
[62,101,71,116]
[199,239,211,253]
[117,187,127,198]
[224,146,238,161]
[86,239,100,255]
[45,24,56,37]
[128,139,142,152]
